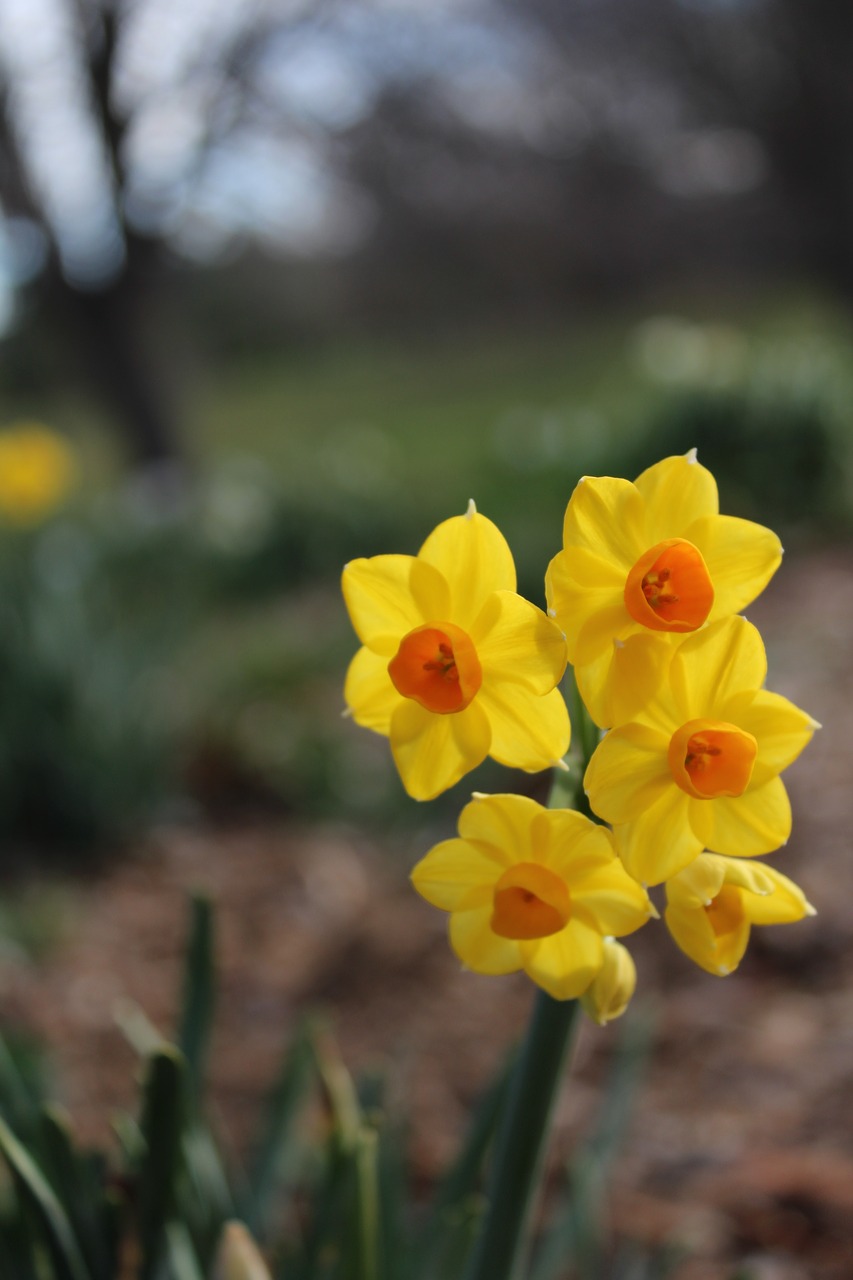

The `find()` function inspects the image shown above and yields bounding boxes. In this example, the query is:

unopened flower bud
[581,939,636,1025]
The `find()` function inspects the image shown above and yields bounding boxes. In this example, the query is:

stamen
[388,622,482,714]
[624,539,714,632]
[668,719,757,798]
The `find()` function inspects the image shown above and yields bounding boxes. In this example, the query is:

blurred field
[0,296,851,1276]
[0,295,851,851]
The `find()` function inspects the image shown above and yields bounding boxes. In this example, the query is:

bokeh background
[0,1,851,1277]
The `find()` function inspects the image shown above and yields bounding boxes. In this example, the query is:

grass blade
[352,1127,381,1280]
[0,1113,93,1280]
[240,1019,316,1241]
[178,896,215,1107]
[39,1107,114,1280]
[412,1046,513,1280]
[164,1220,205,1280]
[138,1046,188,1280]
[531,1009,656,1280]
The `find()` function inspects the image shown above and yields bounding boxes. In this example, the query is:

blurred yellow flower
[545,451,782,726]
[584,616,817,886]
[343,503,570,800]
[411,793,653,1000]
[0,423,76,525]
[580,937,637,1025]
[665,852,815,975]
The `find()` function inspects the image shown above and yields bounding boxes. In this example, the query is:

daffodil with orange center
[545,451,782,726]
[342,503,570,800]
[411,793,653,1001]
[665,852,815,975]
[583,615,818,886]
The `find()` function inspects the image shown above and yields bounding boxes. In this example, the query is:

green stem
[464,678,600,1280]
[463,993,581,1280]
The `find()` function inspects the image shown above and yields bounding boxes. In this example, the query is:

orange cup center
[624,538,714,633]
[388,621,482,714]
[705,884,746,938]
[491,862,571,940]
[668,718,758,799]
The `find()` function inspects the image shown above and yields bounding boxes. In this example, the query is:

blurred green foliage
[0,299,850,856]
[0,896,670,1280]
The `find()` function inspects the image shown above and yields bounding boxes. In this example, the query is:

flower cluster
[342,452,817,1020]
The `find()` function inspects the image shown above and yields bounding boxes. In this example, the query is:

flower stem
[464,684,600,1280]
[464,991,581,1280]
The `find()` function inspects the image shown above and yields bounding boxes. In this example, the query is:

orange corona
[624,539,715,633]
[388,622,483,714]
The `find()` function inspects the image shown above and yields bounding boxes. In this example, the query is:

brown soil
[1,547,852,1280]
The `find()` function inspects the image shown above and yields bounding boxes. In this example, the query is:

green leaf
[137,1046,188,1280]
[240,1019,316,1241]
[531,1008,656,1280]
[181,1123,235,1271]
[0,1113,93,1280]
[412,1047,513,1280]
[0,1032,44,1138]
[113,998,164,1058]
[39,1107,114,1280]
[164,1220,205,1280]
[352,1127,381,1280]
[310,1024,361,1155]
[178,896,215,1108]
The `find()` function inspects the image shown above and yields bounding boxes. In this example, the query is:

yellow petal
[343,555,442,654]
[664,898,749,976]
[742,863,814,925]
[450,902,523,975]
[687,776,792,857]
[520,918,604,1000]
[418,511,516,627]
[574,602,632,667]
[668,850,775,904]
[730,689,818,787]
[457,792,544,857]
[409,556,453,620]
[545,546,625,659]
[390,700,491,800]
[411,838,508,911]
[571,863,652,937]
[689,514,782,617]
[584,724,671,824]
[562,476,647,570]
[633,453,718,540]
[581,939,637,1025]
[473,591,567,693]
[670,617,766,720]
[344,646,403,731]
[535,809,615,878]
[478,683,570,772]
[716,854,778,897]
[665,852,727,908]
[613,786,702,885]
[575,631,675,729]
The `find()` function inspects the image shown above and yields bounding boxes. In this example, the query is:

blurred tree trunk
[0,2,184,471]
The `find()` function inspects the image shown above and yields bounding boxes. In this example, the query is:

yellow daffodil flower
[665,852,815,975]
[580,937,637,1025]
[545,451,782,726]
[343,504,570,800]
[0,423,76,525]
[583,616,817,886]
[411,793,653,1000]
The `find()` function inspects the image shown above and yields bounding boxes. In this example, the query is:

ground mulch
[0,546,851,1279]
